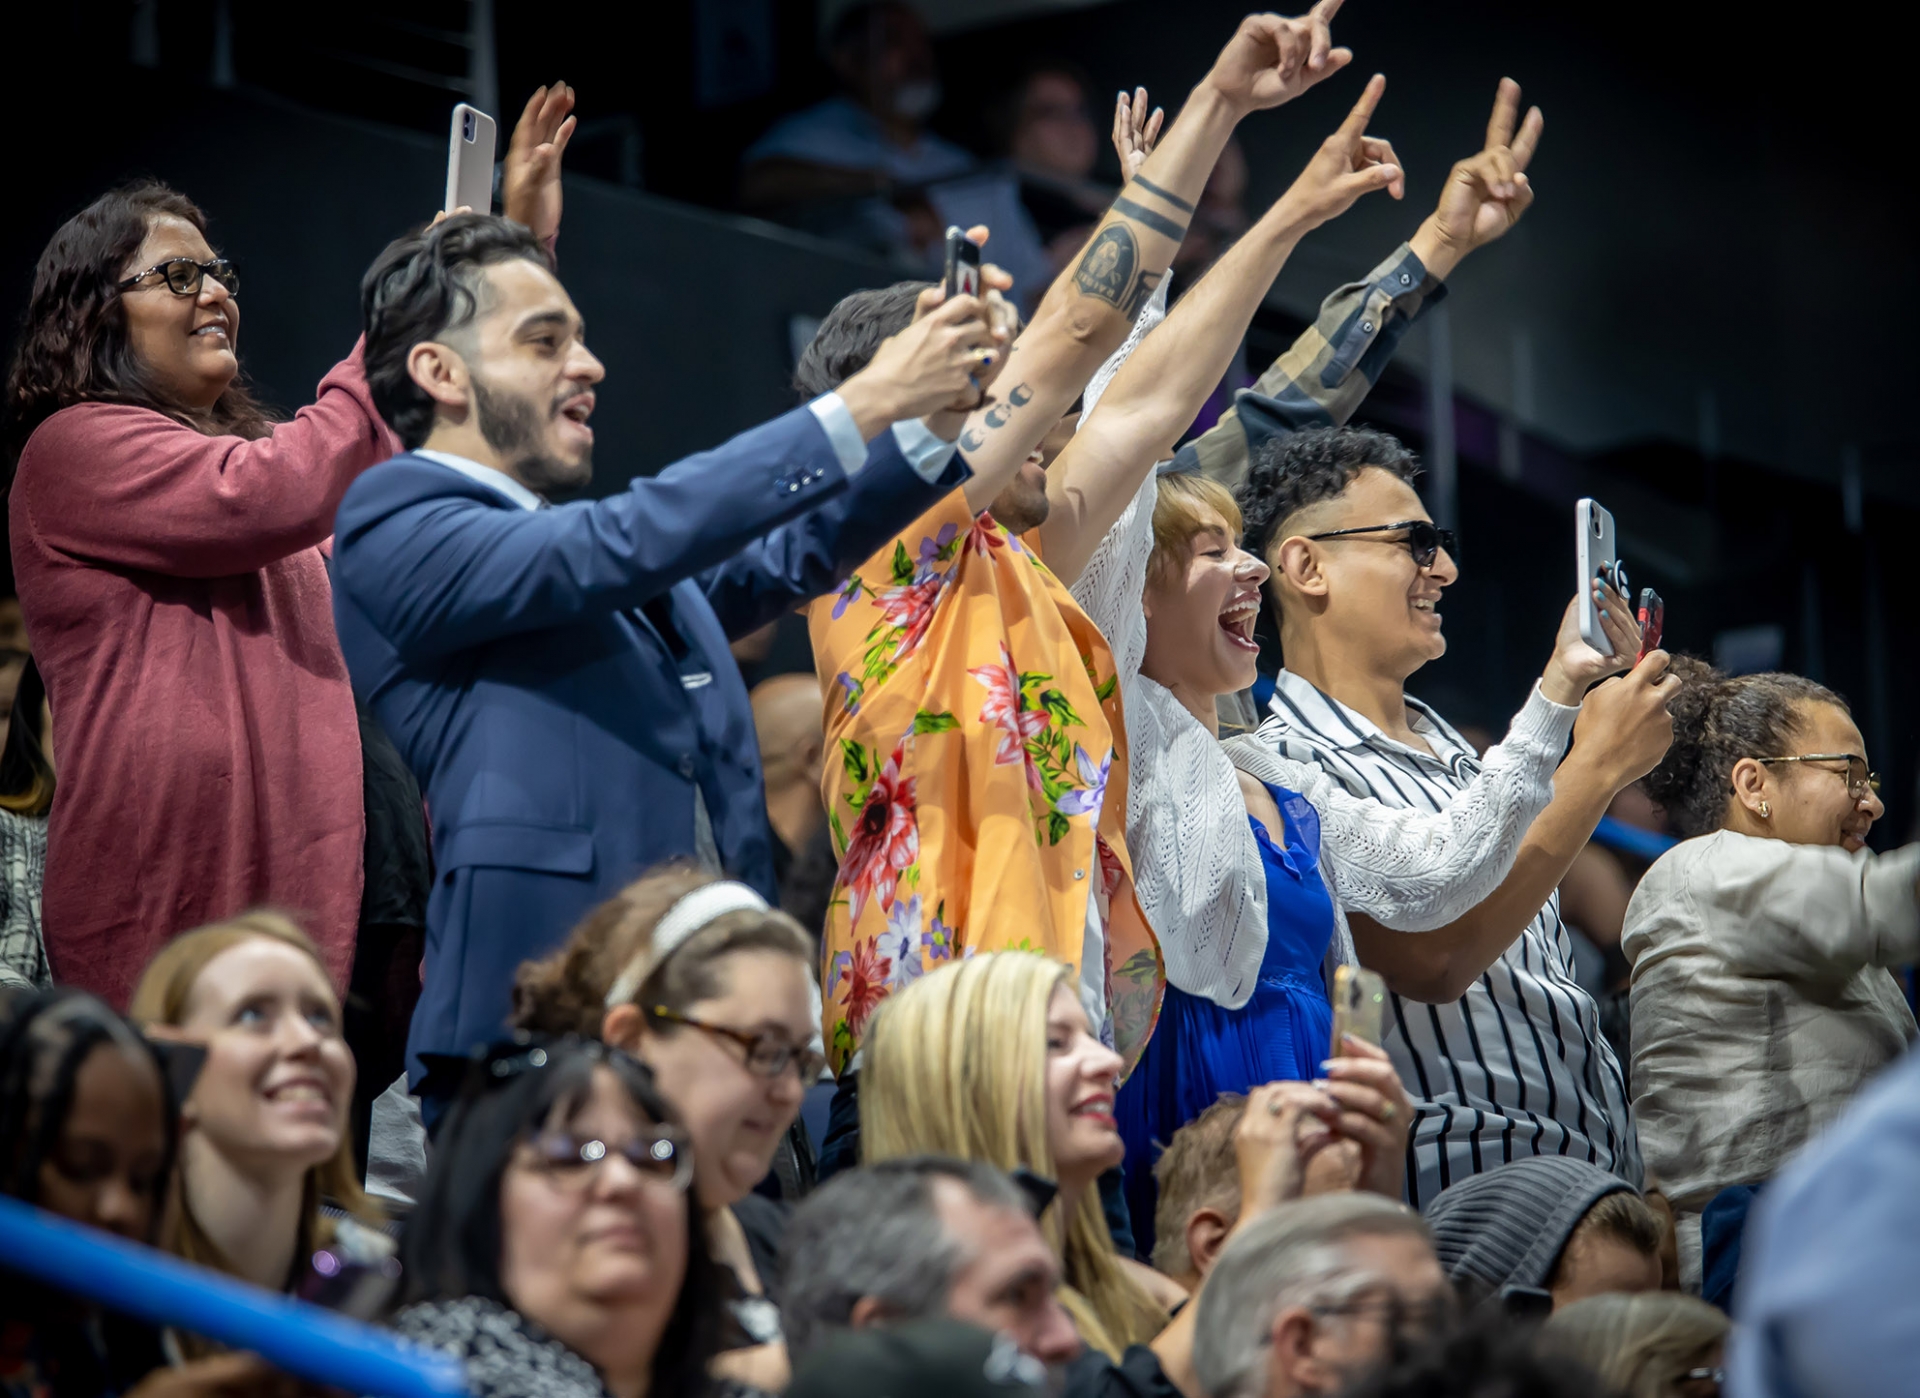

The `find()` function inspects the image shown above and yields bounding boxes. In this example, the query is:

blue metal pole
[0,1195,465,1398]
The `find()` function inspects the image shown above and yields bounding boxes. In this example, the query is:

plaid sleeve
[1175,242,1446,489]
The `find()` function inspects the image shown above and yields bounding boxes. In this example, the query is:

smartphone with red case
[1636,587,1665,662]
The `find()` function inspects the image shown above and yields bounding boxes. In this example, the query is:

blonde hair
[127,911,380,1285]
[1543,1292,1729,1398]
[1148,473,1244,591]
[860,951,1168,1357]
[511,863,813,1036]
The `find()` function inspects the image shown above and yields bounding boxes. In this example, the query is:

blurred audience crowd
[0,7,1913,1398]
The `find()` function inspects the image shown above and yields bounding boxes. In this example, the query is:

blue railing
[0,1194,465,1398]
[1591,815,1678,862]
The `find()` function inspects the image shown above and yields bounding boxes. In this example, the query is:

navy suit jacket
[331,403,965,1071]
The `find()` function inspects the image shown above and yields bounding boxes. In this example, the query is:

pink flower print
[969,645,1049,770]
[840,741,919,925]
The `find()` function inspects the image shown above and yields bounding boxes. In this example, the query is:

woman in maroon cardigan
[0,86,576,1007]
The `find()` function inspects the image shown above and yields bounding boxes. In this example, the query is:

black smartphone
[943,225,981,299]
[1636,586,1666,662]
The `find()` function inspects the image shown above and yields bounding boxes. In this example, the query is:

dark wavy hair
[1640,656,1849,839]
[360,212,554,450]
[3,181,276,478]
[396,1039,725,1393]
[792,281,927,400]
[1238,424,1423,567]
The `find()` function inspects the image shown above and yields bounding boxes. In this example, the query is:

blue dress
[1116,785,1337,1257]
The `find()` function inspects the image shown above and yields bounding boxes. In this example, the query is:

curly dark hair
[792,281,927,400]
[1237,425,1423,567]
[360,212,554,450]
[3,181,277,477]
[1640,656,1850,839]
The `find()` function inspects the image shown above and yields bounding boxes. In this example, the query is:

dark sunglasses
[117,257,240,298]
[1305,519,1458,570]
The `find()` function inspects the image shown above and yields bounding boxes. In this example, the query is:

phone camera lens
[463,113,476,141]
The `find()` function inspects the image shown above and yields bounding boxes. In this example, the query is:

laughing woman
[1063,189,1641,1246]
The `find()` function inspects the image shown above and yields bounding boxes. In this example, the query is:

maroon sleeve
[14,340,401,578]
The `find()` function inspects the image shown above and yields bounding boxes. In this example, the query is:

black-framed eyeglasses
[1755,753,1881,800]
[116,257,240,298]
[524,1124,694,1192]
[648,1005,827,1084]
[1305,519,1458,570]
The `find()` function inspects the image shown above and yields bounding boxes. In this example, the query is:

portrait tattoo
[1073,225,1138,309]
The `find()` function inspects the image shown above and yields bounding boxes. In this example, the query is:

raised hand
[838,289,1006,439]
[502,81,578,245]
[1235,1080,1340,1219]
[1318,1034,1414,1200]
[1569,650,1677,793]
[1205,3,1354,116]
[1540,578,1642,704]
[1271,73,1404,233]
[1112,87,1164,181]
[1413,78,1543,278]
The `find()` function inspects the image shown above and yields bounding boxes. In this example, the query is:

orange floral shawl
[808,490,1163,1075]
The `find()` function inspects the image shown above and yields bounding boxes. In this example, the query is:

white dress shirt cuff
[806,392,870,477]
[889,416,959,484]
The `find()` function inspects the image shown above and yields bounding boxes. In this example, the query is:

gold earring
[1759,800,1770,819]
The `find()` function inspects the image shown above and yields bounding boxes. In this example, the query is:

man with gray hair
[777,1156,1082,1366]
[1193,1195,1454,1398]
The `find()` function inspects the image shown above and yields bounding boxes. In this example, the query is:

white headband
[604,881,771,1009]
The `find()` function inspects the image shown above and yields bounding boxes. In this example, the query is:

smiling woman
[0,84,575,1021]
[127,912,389,1325]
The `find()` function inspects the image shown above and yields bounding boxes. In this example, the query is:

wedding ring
[1381,1102,1397,1122]
[1267,1096,1285,1116]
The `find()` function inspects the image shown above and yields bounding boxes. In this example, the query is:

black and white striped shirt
[1258,669,1641,1208]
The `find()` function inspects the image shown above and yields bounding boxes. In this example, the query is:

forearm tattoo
[1131,175,1196,213]
[959,380,1032,453]
[1073,183,1185,318]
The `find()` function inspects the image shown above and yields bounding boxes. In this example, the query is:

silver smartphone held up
[1575,498,1622,656]
[445,103,499,216]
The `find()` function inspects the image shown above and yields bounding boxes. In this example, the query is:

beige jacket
[1624,829,1919,1218]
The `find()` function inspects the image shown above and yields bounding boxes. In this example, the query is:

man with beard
[332,211,1006,1104]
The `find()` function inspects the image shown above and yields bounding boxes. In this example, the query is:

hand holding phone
[943,225,982,300]
[1636,587,1666,663]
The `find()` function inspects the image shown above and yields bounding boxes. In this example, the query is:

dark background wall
[4,0,1915,842]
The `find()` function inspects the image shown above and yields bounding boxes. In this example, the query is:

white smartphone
[1575,498,1620,656]
[445,103,498,216]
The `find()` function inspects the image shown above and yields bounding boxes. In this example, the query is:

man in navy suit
[333,213,1006,1091]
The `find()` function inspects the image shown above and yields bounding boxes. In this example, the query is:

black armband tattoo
[1112,196,1188,244]
[1131,175,1196,213]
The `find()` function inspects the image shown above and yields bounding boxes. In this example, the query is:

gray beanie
[1421,1156,1635,1291]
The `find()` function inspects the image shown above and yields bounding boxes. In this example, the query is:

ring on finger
[1266,1096,1285,1116]
[1380,1102,1396,1122]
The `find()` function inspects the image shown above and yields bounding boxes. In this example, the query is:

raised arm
[1716,841,1920,983]
[1348,641,1677,1004]
[1183,76,1543,489]
[951,5,1354,514]
[1042,72,1404,584]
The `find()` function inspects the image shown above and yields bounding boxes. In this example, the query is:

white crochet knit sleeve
[1069,280,1275,1011]
[1223,684,1578,934]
